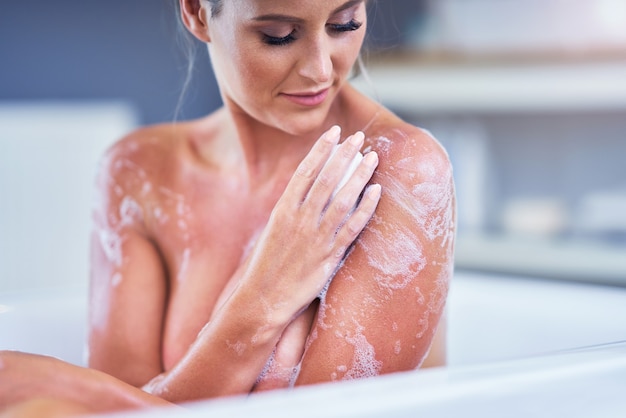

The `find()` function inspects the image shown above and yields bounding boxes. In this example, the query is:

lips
[281,88,330,107]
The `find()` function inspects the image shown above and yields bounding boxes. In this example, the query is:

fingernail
[367,183,382,200]
[327,125,341,140]
[364,151,378,167]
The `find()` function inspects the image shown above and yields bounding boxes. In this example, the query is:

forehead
[225,0,366,20]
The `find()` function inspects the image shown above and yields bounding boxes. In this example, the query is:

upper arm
[87,141,168,387]
[296,129,456,384]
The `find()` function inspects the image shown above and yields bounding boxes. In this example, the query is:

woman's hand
[240,126,381,326]
[0,351,172,415]
[143,126,380,401]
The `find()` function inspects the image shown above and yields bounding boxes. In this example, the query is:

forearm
[101,127,379,402]
[143,284,286,402]
[0,351,174,416]
[78,367,175,412]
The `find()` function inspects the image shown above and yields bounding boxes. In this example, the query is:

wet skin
[0,0,455,413]
[89,85,454,397]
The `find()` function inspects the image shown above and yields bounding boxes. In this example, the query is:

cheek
[233,45,291,96]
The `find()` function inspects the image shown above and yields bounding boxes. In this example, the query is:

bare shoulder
[366,112,452,189]
[97,123,182,189]
[365,112,455,247]
[297,112,456,383]
[92,122,194,235]
[98,111,226,190]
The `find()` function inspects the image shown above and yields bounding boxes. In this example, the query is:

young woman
[0,0,455,414]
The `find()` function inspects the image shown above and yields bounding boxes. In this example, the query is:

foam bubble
[412,180,455,244]
[255,349,276,384]
[119,196,143,226]
[176,201,186,216]
[415,287,426,305]
[317,276,332,301]
[329,145,364,199]
[287,363,303,388]
[371,135,392,156]
[141,181,152,195]
[126,141,139,152]
[114,159,147,180]
[153,207,169,225]
[111,273,123,287]
[226,340,247,356]
[415,318,429,339]
[394,340,402,355]
[98,228,124,267]
[358,220,426,291]
[342,320,382,380]
[251,323,273,346]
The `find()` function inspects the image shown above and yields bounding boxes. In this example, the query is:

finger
[322,150,378,233]
[281,126,342,206]
[333,183,382,252]
[303,131,365,215]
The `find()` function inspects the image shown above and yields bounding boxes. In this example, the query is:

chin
[265,109,332,138]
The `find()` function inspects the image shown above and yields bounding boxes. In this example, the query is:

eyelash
[263,19,363,46]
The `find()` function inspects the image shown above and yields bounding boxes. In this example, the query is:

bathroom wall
[0,0,220,124]
[354,0,626,284]
[0,102,137,292]
[2,1,625,290]
[0,0,422,124]
[0,1,425,292]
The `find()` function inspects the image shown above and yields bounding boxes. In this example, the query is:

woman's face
[206,0,367,135]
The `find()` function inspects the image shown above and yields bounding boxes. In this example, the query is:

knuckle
[333,196,352,213]
[358,164,374,179]
[317,172,334,188]
[341,144,355,159]
[295,161,315,179]
[345,213,365,235]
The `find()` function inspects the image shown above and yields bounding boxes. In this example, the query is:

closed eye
[263,31,297,46]
[328,19,362,33]
[262,19,362,47]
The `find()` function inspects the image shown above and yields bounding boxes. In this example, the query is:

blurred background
[1,0,625,292]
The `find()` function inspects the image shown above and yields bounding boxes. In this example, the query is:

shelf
[454,232,626,286]
[352,59,626,114]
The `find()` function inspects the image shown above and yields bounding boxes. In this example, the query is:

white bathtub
[2,270,626,368]
[3,103,626,416]
[2,270,626,417]
[138,342,626,418]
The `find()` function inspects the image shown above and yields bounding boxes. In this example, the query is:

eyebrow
[252,0,364,23]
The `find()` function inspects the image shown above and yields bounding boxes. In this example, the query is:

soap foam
[119,196,143,226]
[141,181,152,196]
[111,272,123,287]
[343,320,382,380]
[358,221,426,291]
[226,340,247,357]
[329,144,364,199]
[98,228,124,267]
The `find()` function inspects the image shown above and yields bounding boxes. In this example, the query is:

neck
[213,84,379,189]
[223,112,317,189]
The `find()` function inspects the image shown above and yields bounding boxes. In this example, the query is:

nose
[297,35,332,84]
